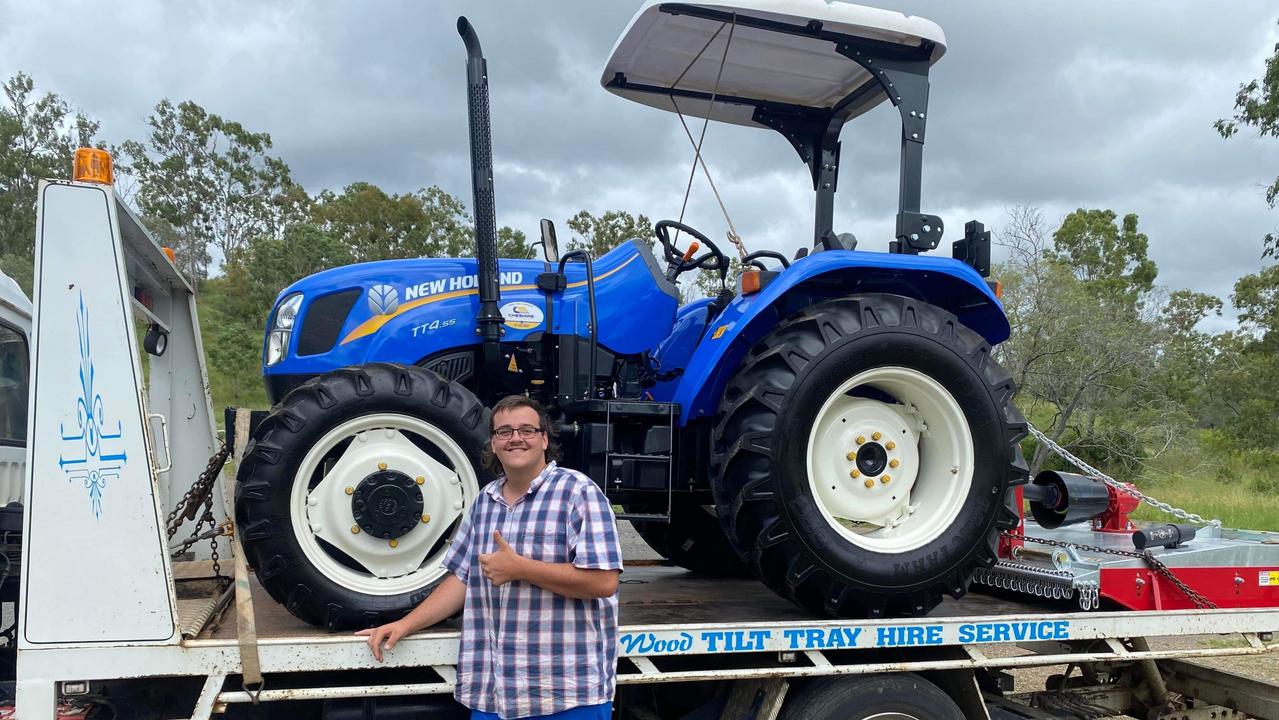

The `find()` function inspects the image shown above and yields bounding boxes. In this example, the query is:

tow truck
[9,2,1279,718]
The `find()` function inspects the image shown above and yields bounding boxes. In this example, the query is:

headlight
[265,293,303,366]
[275,293,303,330]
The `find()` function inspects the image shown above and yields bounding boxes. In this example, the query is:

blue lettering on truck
[957,620,1069,643]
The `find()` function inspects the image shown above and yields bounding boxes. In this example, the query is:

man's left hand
[479,531,527,586]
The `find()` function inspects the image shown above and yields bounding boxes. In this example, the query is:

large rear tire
[236,363,488,630]
[711,295,1026,617]
[630,495,750,577]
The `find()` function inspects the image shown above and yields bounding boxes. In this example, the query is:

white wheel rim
[805,366,974,554]
[290,413,479,595]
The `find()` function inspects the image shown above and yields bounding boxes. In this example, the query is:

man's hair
[481,395,561,475]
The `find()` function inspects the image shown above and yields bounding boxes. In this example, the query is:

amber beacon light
[73,147,114,185]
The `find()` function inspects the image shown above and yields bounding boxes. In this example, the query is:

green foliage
[1216,24,1279,258]
[120,99,306,281]
[1050,209,1157,304]
[0,72,105,294]
[565,209,651,258]
[997,207,1173,478]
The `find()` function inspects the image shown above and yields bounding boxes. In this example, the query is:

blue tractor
[237,0,1027,630]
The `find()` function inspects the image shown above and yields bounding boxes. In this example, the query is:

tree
[996,207,1175,478]
[0,72,105,293]
[565,209,652,258]
[311,183,531,261]
[120,99,305,282]
[1216,24,1279,258]
[1050,209,1157,306]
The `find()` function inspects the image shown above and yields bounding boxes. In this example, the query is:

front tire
[236,363,488,630]
[711,295,1026,617]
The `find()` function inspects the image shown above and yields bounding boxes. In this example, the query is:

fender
[661,250,1008,424]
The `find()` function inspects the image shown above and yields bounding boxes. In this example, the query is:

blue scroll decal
[58,293,126,518]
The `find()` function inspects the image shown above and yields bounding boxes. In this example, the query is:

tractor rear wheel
[711,295,1026,617]
[235,363,488,630]
[630,495,750,577]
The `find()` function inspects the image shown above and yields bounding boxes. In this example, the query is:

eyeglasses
[492,425,544,440]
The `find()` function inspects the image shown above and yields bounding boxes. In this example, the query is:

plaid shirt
[443,461,623,719]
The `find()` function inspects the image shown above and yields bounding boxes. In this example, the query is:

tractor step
[614,513,670,523]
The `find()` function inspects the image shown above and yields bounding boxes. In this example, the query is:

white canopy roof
[602,0,946,128]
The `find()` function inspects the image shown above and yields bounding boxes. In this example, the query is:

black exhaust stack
[458,17,504,385]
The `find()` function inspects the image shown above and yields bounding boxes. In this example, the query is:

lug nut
[889,459,900,469]
[389,539,399,548]
[377,462,388,471]
[345,486,354,495]
[872,431,882,441]
[351,525,361,534]
[850,468,861,478]
[885,441,896,450]
[422,514,431,524]
[846,452,857,461]
[863,479,875,489]
[856,435,866,445]
[416,476,425,485]
[881,474,892,484]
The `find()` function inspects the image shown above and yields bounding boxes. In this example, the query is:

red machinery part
[1101,567,1279,611]
[1093,483,1141,533]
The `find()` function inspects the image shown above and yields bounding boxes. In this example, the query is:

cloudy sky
[2,1,1276,329]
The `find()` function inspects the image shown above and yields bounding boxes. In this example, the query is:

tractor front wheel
[711,295,1026,617]
[235,363,488,630]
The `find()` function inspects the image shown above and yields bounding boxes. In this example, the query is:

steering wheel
[654,220,727,280]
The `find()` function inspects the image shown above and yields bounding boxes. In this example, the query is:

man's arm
[355,573,465,661]
[479,532,619,599]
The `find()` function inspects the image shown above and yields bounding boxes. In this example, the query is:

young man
[358,395,623,720]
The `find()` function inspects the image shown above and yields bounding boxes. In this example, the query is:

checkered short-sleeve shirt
[443,461,623,719]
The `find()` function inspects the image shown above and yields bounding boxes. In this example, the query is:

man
[358,395,623,720]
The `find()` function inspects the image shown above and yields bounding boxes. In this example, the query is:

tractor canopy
[603,0,946,127]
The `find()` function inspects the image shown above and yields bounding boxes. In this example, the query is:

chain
[1003,533,1217,609]
[166,443,233,588]
[166,443,231,538]
[1027,425,1219,527]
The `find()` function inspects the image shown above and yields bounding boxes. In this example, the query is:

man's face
[490,405,549,476]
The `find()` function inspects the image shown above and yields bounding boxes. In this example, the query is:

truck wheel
[711,295,1026,617]
[236,363,488,630]
[779,674,964,720]
[631,496,750,577]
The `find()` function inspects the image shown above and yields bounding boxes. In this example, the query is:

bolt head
[889,459,900,469]
[850,468,861,478]
[881,474,892,484]
[351,525,361,534]
[846,451,857,461]
[377,462,388,471]
[856,435,866,445]
[863,479,875,489]
[422,514,431,524]
[886,441,896,451]
[345,486,354,495]
[871,431,883,441]
[416,476,425,485]
[389,539,399,548]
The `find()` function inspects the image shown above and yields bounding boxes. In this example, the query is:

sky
[2,1,1276,330]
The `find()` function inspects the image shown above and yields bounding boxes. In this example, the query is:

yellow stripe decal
[337,255,638,346]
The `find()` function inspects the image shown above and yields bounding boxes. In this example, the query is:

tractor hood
[603,0,946,128]
[265,241,679,378]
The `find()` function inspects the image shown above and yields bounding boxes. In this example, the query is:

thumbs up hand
[479,531,527,586]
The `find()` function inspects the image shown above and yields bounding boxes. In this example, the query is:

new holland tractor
[237,0,1027,630]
